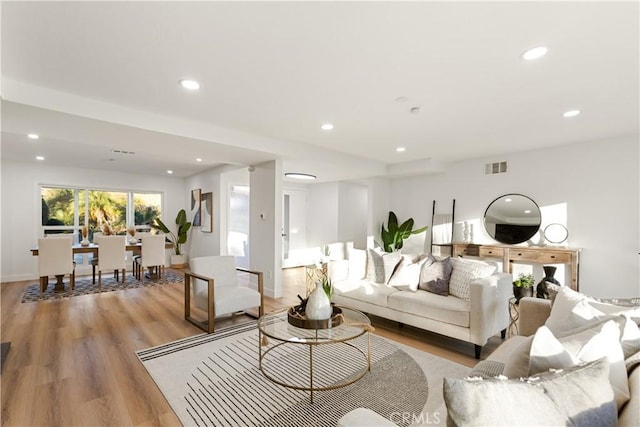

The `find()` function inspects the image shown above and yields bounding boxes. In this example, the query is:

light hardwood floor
[1,268,501,426]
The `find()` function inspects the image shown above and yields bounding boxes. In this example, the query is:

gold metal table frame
[257,306,371,403]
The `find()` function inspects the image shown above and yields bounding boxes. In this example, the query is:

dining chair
[132,232,150,279]
[94,235,126,290]
[90,231,103,284]
[37,236,75,298]
[138,234,166,284]
[184,256,264,333]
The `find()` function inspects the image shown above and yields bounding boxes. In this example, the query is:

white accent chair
[137,234,166,284]
[185,256,264,333]
[37,236,75,298]
[90,231,102,284]
[94,235,126,289]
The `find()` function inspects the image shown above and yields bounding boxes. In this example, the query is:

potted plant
[380,211,429,252]
[151,209,192,268]
[513,273,535,303]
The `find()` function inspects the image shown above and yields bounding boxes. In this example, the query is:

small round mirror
[543,223,568,244]
[484,194,541,244]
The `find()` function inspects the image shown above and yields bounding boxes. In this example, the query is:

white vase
[306,284,332,320]
[80,237,90,246]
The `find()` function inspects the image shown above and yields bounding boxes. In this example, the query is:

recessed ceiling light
[563,109,581,118]
[28,133,39,140]
[396,147,406,153]
[196,158,203,162]
[409,106,420,114]
[167,170,173,174]
[285,172,316,180]
[524,210,532,214]
[320,123,334,131]
[179,79,200,90]
[504,198,512,202]
[36,156,45,161]
[522,46,548,60]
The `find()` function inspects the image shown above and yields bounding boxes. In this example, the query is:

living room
[1,2,639,426]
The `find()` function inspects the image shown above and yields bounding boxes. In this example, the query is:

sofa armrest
[518,297,551,336]
[327,260,349,282]
[469,272,512,346]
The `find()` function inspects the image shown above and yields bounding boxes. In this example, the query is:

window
[41,186,162,238]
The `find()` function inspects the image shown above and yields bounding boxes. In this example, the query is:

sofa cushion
[347,248,367,280]
[418,255,451,293]
[448,257,497,301]
[365,249,402,284]
[388,255,429,291]
[388,290,470,327]
[444,358,617,427]
[332,278,398,307]
[529,321,629,409]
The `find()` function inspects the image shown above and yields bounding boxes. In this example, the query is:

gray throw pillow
[424,277,449,296]
[443,358,617,427]
[418,256,452,293]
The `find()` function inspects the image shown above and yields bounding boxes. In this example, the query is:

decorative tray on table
[287,305,343,330]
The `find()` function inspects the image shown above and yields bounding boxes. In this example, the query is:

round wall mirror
[483,194,542,244]
[543,223,568,244]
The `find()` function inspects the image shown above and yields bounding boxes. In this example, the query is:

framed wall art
[201,192,213,233]
[191,188,201,226]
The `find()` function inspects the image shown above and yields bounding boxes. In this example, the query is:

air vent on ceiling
[485,161,507,175]
[111,149,136,155]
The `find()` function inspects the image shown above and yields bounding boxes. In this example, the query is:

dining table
[30,241,173,292]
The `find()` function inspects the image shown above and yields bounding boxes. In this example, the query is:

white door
[282,189,308,266]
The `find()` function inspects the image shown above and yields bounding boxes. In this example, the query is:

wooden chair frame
[184,267,264,333]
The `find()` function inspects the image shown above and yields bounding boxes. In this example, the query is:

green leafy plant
[380,211,429,252]
[150,209,192,255]
[513,273,535,288]
[320,277,333,300]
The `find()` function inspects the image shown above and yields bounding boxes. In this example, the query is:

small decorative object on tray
[287,294,343,329]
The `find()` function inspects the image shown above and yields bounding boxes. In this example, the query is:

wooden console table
[452,243,581,291]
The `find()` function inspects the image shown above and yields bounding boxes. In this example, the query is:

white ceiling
[2,2,638,181]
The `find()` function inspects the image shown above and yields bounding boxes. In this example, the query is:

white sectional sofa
[328,248,512,358]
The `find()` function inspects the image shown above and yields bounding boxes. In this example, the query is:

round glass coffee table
[258,306,372,403]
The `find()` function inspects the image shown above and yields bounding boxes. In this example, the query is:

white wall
[388,136,639,298]
[337,182,368,249]
[0,161,186,282]
[308,182,339,247]
[249,160,282,298]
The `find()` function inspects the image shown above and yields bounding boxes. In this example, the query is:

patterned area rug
[137,322,469,426]
[22,270,184,303]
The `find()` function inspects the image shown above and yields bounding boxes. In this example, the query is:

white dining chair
[131,231,150,278]
[138,234,166,284]
[90,231,103,284]
[37,236,75,298]
[94,235,126,290]
[184,256,264,333]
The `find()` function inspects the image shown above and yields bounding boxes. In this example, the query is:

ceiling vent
[485,161,507,175]
[112,149,136,155]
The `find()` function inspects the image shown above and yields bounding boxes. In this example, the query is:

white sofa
[328,248,512,358]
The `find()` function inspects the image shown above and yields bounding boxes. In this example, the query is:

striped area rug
[137,322,469,426]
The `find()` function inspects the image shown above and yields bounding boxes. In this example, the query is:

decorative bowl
[287,305,343,330]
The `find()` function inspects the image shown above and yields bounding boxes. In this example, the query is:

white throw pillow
[388,255,429,291]
[347,248,367,280]
[546,287,640,336]
[448,257,497,301]
[366,249,402,284]
[529,321,630,409]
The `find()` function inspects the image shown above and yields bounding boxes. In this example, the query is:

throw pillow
[347,248,367,280]
[418,255,452,294]
[546,287,640,334]
[424,278,449,296]
[444,358,617,427]
[529,322,630,409]
[447,257,497,301]
[365,249,402,284]
[388,255,430,291]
